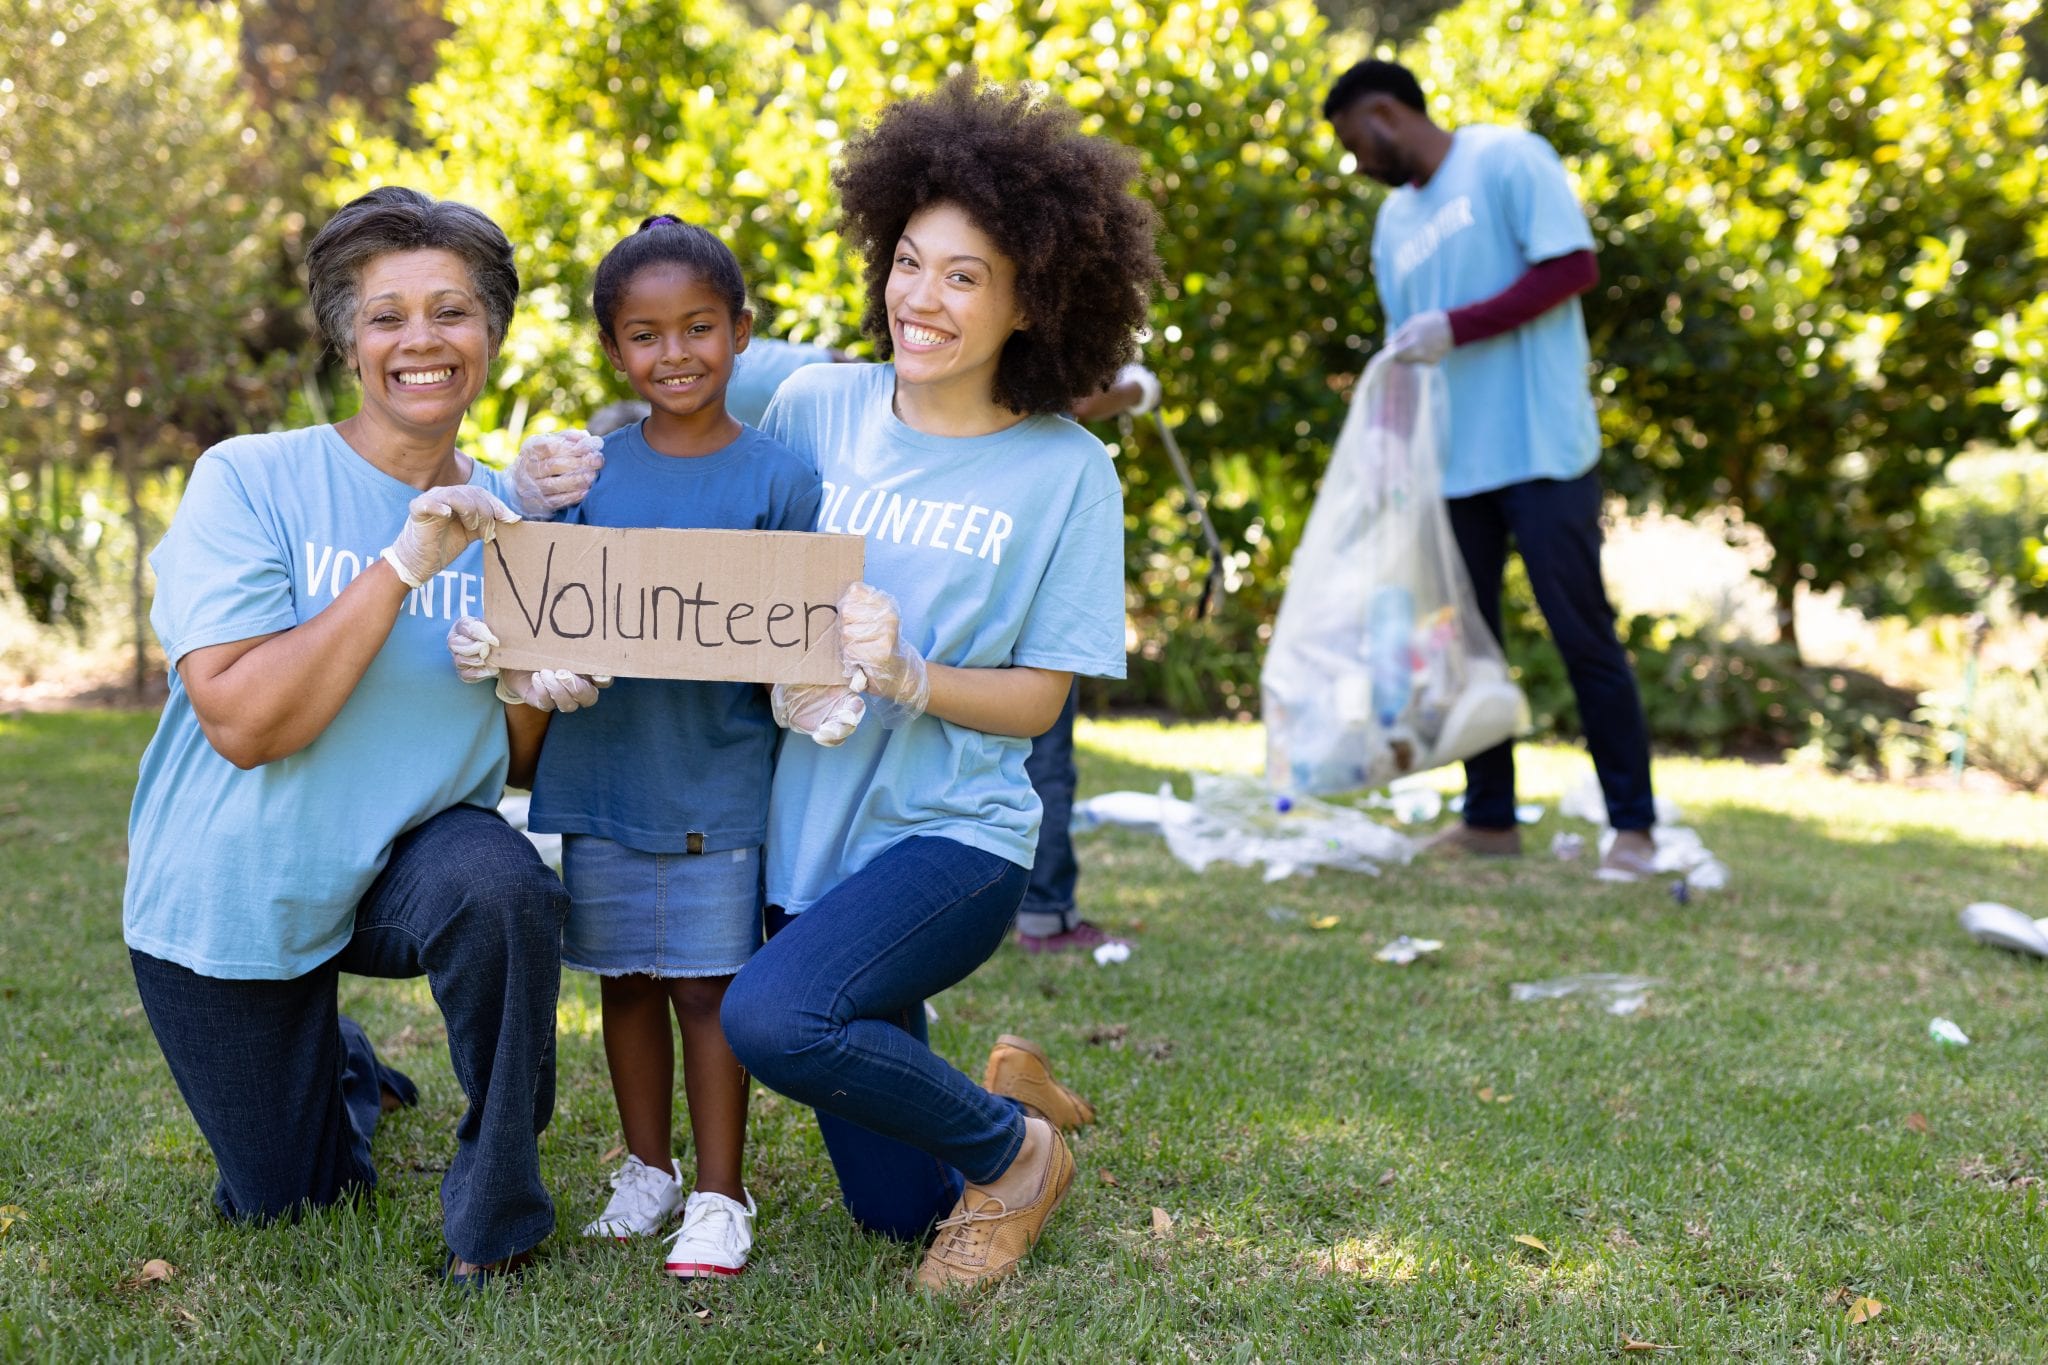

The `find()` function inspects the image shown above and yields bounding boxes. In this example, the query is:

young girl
[715,74,1161,1292]
[453,215,820,1279]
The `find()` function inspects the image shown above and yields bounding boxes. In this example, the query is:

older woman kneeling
[123,187,577,1284]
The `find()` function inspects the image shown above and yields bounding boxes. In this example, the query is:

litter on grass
[1071,789,1195,837]
[1160,773,1416,881]
[1510,973,1664,1015]
[1375,935,1444,965]
[1550,832,1586,861]
[1093,941,1133,966]
[1265,906,1303,924]
[1363,778,1444,825]
[1928,1017,1970,1047]
[1958,902,2048,959]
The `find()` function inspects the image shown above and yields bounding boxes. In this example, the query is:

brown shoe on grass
[1597,829,1659,881]
[916,1122,1075,1291]
[984,1034,1096,1130]
[1421,823,1523,858]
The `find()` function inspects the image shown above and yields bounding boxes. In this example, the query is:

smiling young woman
[710,72,1161,1294]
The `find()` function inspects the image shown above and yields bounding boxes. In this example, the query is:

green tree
[0,0,297,693]
[1409,0,2048,658]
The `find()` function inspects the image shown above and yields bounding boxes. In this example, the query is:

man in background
[1323,59,1658,879]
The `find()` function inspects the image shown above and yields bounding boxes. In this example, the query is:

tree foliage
[0,0,298,683]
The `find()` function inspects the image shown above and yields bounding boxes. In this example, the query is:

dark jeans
[1018,681,1081,937]
[1447,470,1655,831]
[722,836,1030,1241]
[130,804,569,1265]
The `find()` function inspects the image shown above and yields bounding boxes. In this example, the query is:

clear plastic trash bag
[1263,352,1529,796]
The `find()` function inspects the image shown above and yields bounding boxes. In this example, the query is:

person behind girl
[452,215,821,1279]
[716,73,1161,1291]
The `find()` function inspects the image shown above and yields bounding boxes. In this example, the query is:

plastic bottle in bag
[1368,585,1415,727]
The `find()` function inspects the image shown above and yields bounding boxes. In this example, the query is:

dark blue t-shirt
[527,421,823,853]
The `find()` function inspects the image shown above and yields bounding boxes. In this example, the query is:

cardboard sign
[482,522,863,685]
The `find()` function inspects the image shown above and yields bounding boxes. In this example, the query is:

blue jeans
[721,836,1030,1241]
[1018,681,1081,937]
[129,804,569,1265]
[1447,471,1656,831]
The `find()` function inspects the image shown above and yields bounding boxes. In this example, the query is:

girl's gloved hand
[770,682,866,747]
[509,429,605,517]
[446,616,609,713]
[835,582,930,728]
[381,485,519,589]
[497,668,609,713]
[447,615,502,683]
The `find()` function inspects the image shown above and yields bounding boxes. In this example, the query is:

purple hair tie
[643,214,682,229]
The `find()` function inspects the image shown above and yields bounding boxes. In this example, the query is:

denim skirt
[560,834,761,978]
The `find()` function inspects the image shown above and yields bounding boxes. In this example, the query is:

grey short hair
[306,187,519,361]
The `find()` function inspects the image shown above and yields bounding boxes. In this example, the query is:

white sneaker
[582,1154,685,1240]
[663,1188,756,1278]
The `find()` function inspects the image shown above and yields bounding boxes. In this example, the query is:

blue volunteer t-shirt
[1372,125,1601,498]
[124,426,513,980]
[760,363,1127,915]
[526,421,822,853]
[726,337,835,427]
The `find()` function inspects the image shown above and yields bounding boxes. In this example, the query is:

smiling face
[883,201,1028,402]
[344,248,494,444]
[1330,95,1418,188]
[600,262,750,431]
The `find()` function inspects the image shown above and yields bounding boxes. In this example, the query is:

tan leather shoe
[1597,829,1658,881]
[916,1124,1075,1291]
[1421,823,1523,858]
[983,1034,1096,1130]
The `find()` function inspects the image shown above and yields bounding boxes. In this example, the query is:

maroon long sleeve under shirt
[1446,249,1600,347]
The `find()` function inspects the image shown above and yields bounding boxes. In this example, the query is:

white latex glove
[446,616,609,712]
[1387,310,1453,364]
[496,668,609,713]
[770,682,867,747]
[447,616,501,684]
[835,581,930,727]
[509,428,605,517]
[381,485,520,589]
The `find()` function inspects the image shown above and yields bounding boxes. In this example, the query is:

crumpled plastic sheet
[1510,972,1665,1015]
[1072,789,1196,837]
[498,793,561,872]
[1959,901,2048,958]
[1160,772,1416,882]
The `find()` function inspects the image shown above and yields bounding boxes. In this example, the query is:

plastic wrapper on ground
[1510,972,1664,1015]
[1958,901,2048,958]
[1262,353,1529,797]
[1159,772,1416,882]
[1071,789,1196,837]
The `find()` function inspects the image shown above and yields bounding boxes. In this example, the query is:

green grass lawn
[4,710,2046,1361]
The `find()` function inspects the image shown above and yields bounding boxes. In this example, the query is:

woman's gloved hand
[835,582,930,728]
[771,682,866,747]
[509,429,605,517]
[381,485,520,589]
[446,617,609,713]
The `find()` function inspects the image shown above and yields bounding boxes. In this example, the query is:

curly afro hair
[834,71,1161,416]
